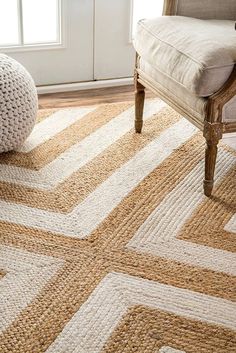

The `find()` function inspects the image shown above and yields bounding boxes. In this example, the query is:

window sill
[0,42,65,53]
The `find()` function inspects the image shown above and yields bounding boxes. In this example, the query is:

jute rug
[0,99,235,353]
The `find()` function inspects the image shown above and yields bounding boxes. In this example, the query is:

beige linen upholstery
[139,59,236,123]
[174,0,236,20]
[222,96,236,123]
[139,59,206,121]
[134,17,236,97]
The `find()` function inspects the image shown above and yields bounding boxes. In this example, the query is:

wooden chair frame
[134,0,236,196]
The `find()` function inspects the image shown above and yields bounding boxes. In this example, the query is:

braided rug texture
[0,99,235,353]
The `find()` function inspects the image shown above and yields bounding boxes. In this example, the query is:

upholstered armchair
[133,0,236,196]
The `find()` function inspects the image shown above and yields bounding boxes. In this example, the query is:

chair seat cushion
[134,16,236,97]
[139,58,236,123]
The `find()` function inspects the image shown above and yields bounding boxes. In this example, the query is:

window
[0,0,61,49]
[132,0,164,37]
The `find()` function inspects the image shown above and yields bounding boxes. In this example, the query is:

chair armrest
[163,0,236,20]
[206,66,236,124]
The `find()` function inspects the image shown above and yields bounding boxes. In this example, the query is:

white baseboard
[37,77,133,95]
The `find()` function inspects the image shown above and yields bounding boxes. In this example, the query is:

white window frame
[0,0,64,53]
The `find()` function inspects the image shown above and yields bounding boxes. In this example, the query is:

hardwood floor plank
[38,85,155,109]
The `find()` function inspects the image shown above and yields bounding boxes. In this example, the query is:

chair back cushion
[134,16,236,97]
[174,0,236,20]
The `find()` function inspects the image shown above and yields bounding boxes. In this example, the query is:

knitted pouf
[0,54,38,153]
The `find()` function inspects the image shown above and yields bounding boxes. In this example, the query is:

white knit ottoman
[0,54,38,153]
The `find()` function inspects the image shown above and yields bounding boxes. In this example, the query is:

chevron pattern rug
[0,99,236,353]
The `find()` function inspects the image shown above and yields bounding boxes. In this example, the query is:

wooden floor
[38,85,155,109]
[38,85,236,150]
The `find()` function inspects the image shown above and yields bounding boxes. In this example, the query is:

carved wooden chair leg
[203,122,222,197]
[135,75,145,133]
[204,140,219,196]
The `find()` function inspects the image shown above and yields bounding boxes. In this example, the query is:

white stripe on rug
[45,272,236,353]
[0,99,165,190]
[0,119,197,238]
[18,106,97,153]
[128,148,236,275]
[159,348,186,353]
[224,214,236,234]
[0,245,63,332]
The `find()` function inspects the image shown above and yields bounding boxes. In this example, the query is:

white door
[0,0,164,86]
[94,0,164,80]
[94,0,135,80]
[0,0,94,86]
